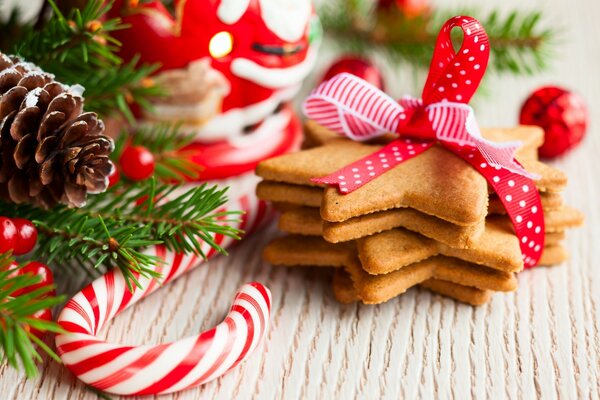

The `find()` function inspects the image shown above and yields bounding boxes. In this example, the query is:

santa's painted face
[111,0,320,140]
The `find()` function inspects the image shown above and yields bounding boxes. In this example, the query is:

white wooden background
[1,0,600,398]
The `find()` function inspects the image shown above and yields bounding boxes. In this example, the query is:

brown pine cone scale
[0,52,114,208]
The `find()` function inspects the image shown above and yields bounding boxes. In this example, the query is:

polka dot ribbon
[302,16,545,268]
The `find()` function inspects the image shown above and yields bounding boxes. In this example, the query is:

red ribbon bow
[303,16,545,268]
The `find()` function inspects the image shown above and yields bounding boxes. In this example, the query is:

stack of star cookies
[256,121,584,305]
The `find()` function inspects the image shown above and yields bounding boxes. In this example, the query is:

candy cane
[55,172,273,396]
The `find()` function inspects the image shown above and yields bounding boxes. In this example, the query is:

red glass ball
[378,0,429,17]
[12,261,55,298]
[519,86,588,159]
[119,145,156,181]
[323,56,385,91]
[0,217,17,254]
[11,218,38,256]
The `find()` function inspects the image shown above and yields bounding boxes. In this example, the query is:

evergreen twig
[0,254,65,377]
[320,1,556,76]
[0,179,242,290]
[8,0,163,122]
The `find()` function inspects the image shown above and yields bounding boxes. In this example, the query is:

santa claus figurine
[110,0,320,180]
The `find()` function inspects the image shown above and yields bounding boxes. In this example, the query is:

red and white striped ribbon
[55,172,274,395]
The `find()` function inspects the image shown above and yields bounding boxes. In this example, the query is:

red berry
[11,218,38,256]
[0,217,17,254]
[108,166,121,188]
[119,145,155,181]
[323,56,386,91]
[28,308,52,339]
[520,86,588,159]
[12,261,55,297]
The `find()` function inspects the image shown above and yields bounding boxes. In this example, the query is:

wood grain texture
[1,0,600,398]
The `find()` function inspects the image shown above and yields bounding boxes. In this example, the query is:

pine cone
[0,53,114,209]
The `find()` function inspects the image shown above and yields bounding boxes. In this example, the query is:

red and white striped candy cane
[55,172,273,396]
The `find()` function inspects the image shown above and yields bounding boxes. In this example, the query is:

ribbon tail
[464,108,540,179]
[435,105,540,180]
[473,136,540,180]
[449,144,545,268]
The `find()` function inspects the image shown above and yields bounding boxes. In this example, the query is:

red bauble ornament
[12,261,55,298]
[11,218,38,256]
[323,56,385,90]
[377,0,429,18]
[119,146,156,181]
[519,86,588,159]
[0,217,17,254]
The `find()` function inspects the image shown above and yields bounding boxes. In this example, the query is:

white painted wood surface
[1,0,599,398]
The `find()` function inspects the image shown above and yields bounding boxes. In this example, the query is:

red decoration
[107,166,120,188]
[323,56,385,90]
[12,262,55,298]
[119,146,156,181]
[0,217,17,254]
[29,308,53,339]
[11,219,38,256]
[3,260,55,339]
[377,0,429,18]
[304,16,546,268]
[519,86,588,159]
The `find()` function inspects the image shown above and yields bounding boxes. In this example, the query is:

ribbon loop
[303,72,407,142]
[422,16,490,105]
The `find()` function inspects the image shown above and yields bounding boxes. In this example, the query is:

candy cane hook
[54,176,273,396]
[55,247,271,396]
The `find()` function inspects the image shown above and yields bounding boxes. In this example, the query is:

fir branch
[478,10,554,75]
[0,253,65,377]
[0,179,242,290]
[33,210,163,289]
[86,179,243,259]
[11,0,163,122]
[319,2,556,76]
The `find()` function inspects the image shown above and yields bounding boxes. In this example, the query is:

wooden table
[1,0,599,398]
